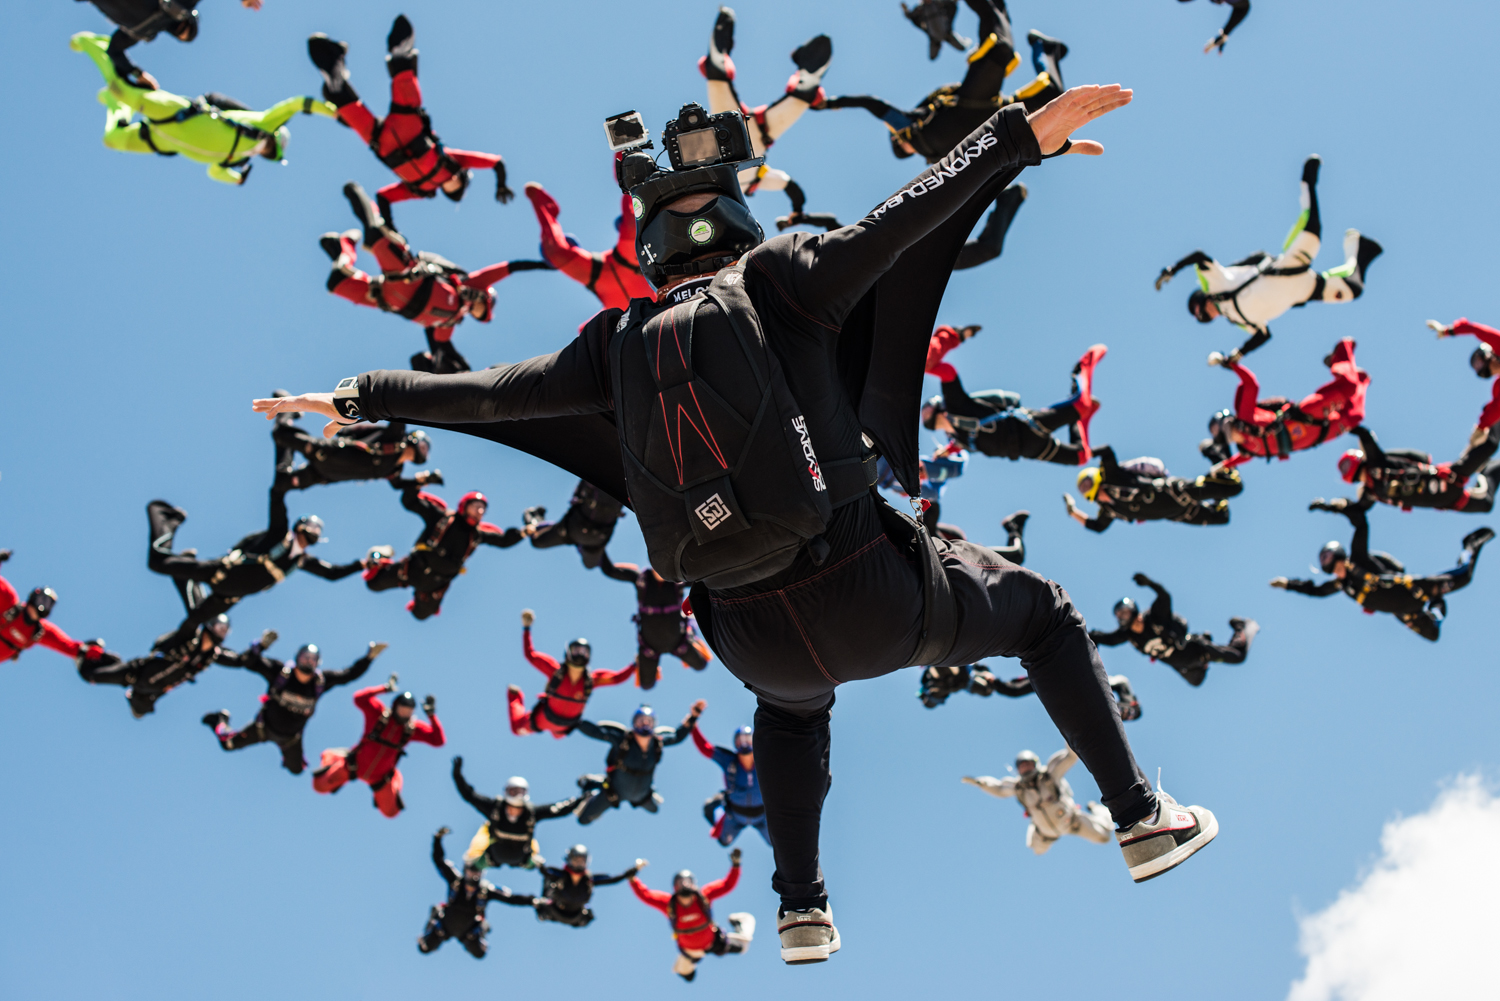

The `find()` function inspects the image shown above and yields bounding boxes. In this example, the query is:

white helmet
[503,776,530,806]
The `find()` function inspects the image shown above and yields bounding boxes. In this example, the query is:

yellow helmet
[1077,466,1103,502]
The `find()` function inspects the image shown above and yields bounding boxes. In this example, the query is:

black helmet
[1188,289,1215,323]
[1112,597,1138,627]
[26,587,57,619]
[171,9,200,42]
[921,395,946,432]
[619,104,765,287]
[1319,540,1348,573]
[565,844,589,871]
[672,869,697,892]
[203,613,231,642]
[393,691,418,711]
[405,430,431,464]
[1207,408,1233,440]
[565,638,592,667]
[1472,343,1496,378]
[295,643,321,671]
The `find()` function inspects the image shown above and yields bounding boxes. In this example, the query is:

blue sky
[3,1,1496,998]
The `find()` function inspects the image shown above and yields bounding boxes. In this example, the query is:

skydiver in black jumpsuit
[80,614,270,719]
[1066,446,1243,533]
[450,757,581,871]
[202,639,383,772]
[419,827,535,958]
[272,405,436,491]
[574,703,704,824]
[533,845,642,927]
[521,480,626,570]
[1338,425,1499,514]
[600,553,712,690]
[1088,574,1257,687]
[918,662,1140,719]
[145,488,364,649]
[1272,499,1493,641]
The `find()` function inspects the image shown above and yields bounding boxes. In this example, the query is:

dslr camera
[605,104,760,191]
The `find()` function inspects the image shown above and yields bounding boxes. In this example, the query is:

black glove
[1132,572,1152,587]
[0,549,11,563]
[422,694,436,716]
[436,826,451,838]
[729,848,742,865]
[452,755,463,773]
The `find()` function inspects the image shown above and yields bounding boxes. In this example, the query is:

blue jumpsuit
[693,729,769,845]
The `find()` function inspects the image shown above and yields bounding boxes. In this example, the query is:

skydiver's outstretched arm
[432,829,462,885]
[598,553,640,583]
[1154,251,1212,290]
[789,87,1131,328]
[961,774,1019,799]
[1352,425,1388,467]
[1132,573,1173,619]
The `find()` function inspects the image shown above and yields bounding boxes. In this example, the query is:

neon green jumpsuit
[71,32,337,185]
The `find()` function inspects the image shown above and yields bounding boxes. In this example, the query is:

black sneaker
[522,506,547,527]
[1026,29,1068,85]
[343,181,384,240]
[1462,527,1495,555]
[1302,154,1322,186]
[787,34,832,102]
[201,710,230,732]
[1000,510,1030,536]
[700,7,736,81]
[385,14,417,75]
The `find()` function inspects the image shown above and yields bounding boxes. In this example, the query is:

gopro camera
[603,110,651,153]
[661,102,754,171]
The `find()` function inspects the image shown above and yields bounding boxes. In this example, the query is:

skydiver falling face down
[254,82,1225,968]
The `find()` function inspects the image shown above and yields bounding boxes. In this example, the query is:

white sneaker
[778,904,840,963]
[1116,789,1218,883]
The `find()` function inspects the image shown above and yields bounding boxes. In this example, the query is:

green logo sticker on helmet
[631,195,644,219]
[689,219,715,245]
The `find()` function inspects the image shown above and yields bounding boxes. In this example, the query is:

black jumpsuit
[215,651,372,772]
[349,102,1156,912]
[942,379,1083,464]
[273,419,415,491]
[365,478,523,619]
[527,480,625,569]
[146,490,363,647]
[574,717,696,823]
[1282,502,1487,641]
[822,0,1059,162]
[600,555,710,689]
[1082,447,1243,532]
[451,759,581,869]
[1352,426,1499,514]
[420,831,533,958]
[1088,577,1246,687]
[533,864,638,927]
[82,630,258,718]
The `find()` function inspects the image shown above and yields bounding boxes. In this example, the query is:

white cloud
[1287,775,1500,1001]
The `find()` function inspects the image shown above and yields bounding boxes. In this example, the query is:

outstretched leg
[754,697,833,912]
[953,183,1027,270]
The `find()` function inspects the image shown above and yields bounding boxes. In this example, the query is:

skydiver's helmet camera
[672,869,698,893]
[1472,343,1496,378]
[393,691,418,713]
[606,105,765,287]
[1318,540,1347,574]
[1112,597,1138,628]
[503,777,530,807]
[204,614,232,643]
[1015,750,1040,775]
[565,844,590,872]
[294,514,324,544]
[632,706,657,735]
[1338,449,1365,484]
[1207,408,1233,441]
[406,430,431,464]
[26,587,57,620]
[565,639,592,667]
[1188,289,1215,323]
[295,643,321,671]
[921,395,946,432]
[732,726,754,753]
[661,103,756,172]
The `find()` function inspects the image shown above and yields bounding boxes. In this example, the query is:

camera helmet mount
[606,104,766,288]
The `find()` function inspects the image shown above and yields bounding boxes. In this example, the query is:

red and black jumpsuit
[507,625,635,738]
[524,182,654,312]
[324,47,505,216]
[630,862,744,975]
[1216,337,1369,467]
[313,684,445,817]
[0,574,89,664]
[364,478,523,619]
[600,555,712,689]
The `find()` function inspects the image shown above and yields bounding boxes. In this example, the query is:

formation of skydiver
[40,0,1492,980]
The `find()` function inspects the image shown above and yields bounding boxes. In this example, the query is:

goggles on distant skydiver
[406,430,431,464]
[1473,343,1496,378]
[632,706,657,735]
[503,777,530,807]
[566,639,592,667]
[1338,450,1365,484]
[1077,467,1103,503]
[732,726,754,752]
[1112,597,1138,627]
[295,643,321,670]
[565,845,590,871]
[1319,541,1347,574]
[293,514,324,544]
[605,105,765,288]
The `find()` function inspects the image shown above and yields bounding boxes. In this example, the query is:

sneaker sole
[780,927,841,964]
[1128,810,1219,883]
